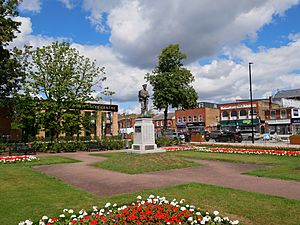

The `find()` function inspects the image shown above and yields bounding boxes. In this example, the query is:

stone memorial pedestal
[127,117,165,154]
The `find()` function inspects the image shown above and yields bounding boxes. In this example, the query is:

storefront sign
[266,119,291,125]
[220,118,259,126]
[77,103,118,112]
[220,104,256,110]
[291,118,300,124]
[176,122,186,127]
[187,122,205,127]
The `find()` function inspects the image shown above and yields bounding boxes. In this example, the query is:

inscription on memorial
[135,126,141,133]
[145,145,155,150]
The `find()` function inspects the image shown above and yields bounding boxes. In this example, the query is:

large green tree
[0,0,25,100]
[20,41,107,140]
[145,44,198,131]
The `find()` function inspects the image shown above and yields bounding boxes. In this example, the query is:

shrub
[100,136,125,150]
[156,136,172,147]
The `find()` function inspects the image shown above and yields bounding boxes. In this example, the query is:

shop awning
[220,119,259,126]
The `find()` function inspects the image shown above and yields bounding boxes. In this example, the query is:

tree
[145,44,198,131]
[22,41,107,140]
[0,0,25,100]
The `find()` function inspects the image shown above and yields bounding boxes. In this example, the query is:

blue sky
[14,0,300,113]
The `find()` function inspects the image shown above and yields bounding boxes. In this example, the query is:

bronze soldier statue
[138,84,150,116]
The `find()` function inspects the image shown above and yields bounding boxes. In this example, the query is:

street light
[248,62,254,144]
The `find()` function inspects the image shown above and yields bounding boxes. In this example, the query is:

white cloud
[188,38,300,103]
[19,0,41,13]
[58,0,79,9]
[82,0,299,68]
[10,0,300,112]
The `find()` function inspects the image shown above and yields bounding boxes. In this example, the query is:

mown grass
[169,151,300,181]
[90,152,202,174]
[1,155,300,225]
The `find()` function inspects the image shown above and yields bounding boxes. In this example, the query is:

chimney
[269,96,272,110]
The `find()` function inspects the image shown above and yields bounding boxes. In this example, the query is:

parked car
[215,131,243,143]
[209,130,223,140]
[172,132,185,140]
[204,131,210,141]
[239,130,261,140]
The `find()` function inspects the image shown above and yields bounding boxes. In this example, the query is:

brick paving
[35,151,300,200]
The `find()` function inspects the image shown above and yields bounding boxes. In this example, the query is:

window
[188,116,192,122]
[231,110,238,117]
[249,109,257,115]
[177,117,181,122]
[222,111,229,118]
[183,116,186,122]
[280,109,286,119]
[240,109,247,117]
[193,115,197,122]
[293,109,299,117]
[199,115,203,122]
[270,110,276,119]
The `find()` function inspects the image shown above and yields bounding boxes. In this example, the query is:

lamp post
[248,62,254,144]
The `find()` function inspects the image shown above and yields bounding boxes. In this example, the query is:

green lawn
[1,155,300,225]
[170,150,300,181]
[90,152,202,174]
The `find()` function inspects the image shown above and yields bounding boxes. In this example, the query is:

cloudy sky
[11,0,300,113]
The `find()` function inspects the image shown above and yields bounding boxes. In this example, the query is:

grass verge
[1,155,300,225]
[170,150,300,181]
[90,152,202,174]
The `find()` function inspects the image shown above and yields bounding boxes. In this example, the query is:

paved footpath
[35,151,300,200]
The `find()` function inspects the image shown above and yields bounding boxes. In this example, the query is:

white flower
[71,215,77,218]
[137,195,142,200]
[105,202,111,208]
[68,209,74,214]
[149,194,155,199]
[141,201,145,204]
[180,199,185,204]
[18,222,25,225]
[41,216,48,220]
[187,217,193,222]
[59,214,65,218]
[213,210,219,216]
[38,221,45,225]
[92,206,98,211]
[214,216,221,222]
[113,203,117,207]
[231,220,239,224]
[196,212,201,216]
[180,206,186,211]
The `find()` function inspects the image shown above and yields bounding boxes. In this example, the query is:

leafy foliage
[0,0,25,99]
[18,41,107,139]
[145,44,197,131]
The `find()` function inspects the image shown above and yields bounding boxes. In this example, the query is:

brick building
[0,103,119,141]
[219,99,280,133]
[264,107,292,135]
[152,113,176,132]
[175,102,219,133]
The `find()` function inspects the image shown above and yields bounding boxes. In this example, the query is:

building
[175,102,219,133]
[152,113,176,132]
[118,113,137,135]
[0,103,119,141]
[264,107,292,135]
[218,99,280,133]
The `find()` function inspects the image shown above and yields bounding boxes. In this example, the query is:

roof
[153,113,175,121]
[274,89,300,99]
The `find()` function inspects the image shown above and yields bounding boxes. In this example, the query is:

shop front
[220,119,260,132]
[186,122,205,133]
[266,119,291,135]
[291,118,300,135]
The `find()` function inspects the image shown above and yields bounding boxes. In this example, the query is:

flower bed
[164,146,199,151]
[19,195,239,225]
[195,148,300,157]
[0,155,38,163]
